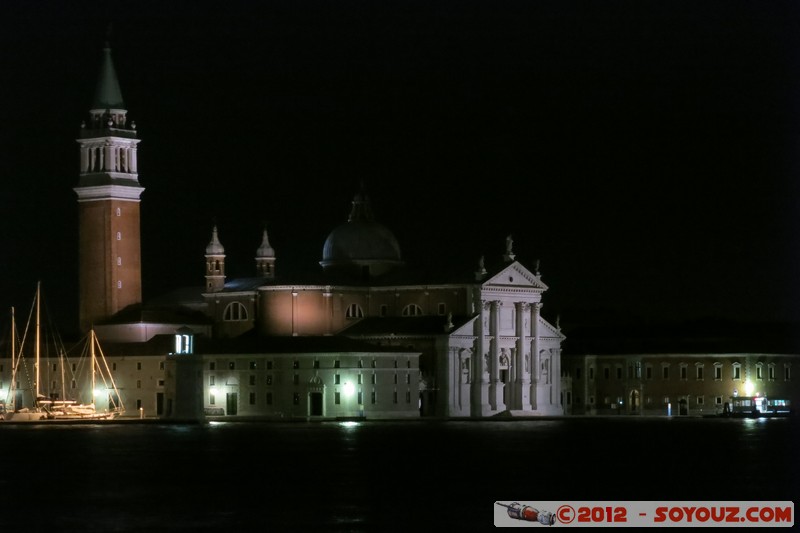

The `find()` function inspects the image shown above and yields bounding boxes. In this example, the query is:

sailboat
[1,282,125,422]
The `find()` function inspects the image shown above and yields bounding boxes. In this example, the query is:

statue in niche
[525,353,529,372]
[499,350,509,367]
[484,352,490,373]
[506,235,513,254]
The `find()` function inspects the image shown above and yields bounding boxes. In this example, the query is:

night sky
[0,0,798,333]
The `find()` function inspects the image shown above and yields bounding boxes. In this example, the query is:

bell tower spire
[74,41,144,333]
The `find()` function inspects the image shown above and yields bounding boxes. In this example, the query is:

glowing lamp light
[343,382,355,397]
[744,380,755,396]
[93,388,105,398]
[210,387,220,396]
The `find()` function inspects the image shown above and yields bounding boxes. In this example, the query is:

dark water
[1,417,797,532]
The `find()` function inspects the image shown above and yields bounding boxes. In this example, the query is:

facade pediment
[482,262,548,291]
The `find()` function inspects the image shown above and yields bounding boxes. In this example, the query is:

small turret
[205,225,226,292]
[255,225,276,279]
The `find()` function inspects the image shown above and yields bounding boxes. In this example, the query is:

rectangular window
[603,367,609,379]
[589,368,594,380]
[715,366,722,380]
[733,366,741,380]
[210,394,215,405]
[313,360,320,369]
[159,361,165,371]
[757,366,763,380]
[616,367,622,379]
[715,396,723,405]
[405,390,411,403]
[210,362,216,370]
[696,396,704,405]
[380,304,388,317]
[357,374,362,385]
[680,366,687,380]
[769,366,775,380]
[293,360,299,369]
[393,391,398,404]
[293,374,299,385]
[371,391,376,404]
[136,399,142,410]
[371,374,376,385]
[210,376,215,386]
[696,366,704,380]
[52,363,57,371]
[249,361,257,370]
[437,302,446,315]
[785,366,791,381]
[266,375,272,386]
[137,362,142,371]
[157,379,165,387]
[357,391,363,404]
[334,360,340,369]
[371,359,377,368]
[393,374,398,384]
[293,393,300,405]
[249,375,256,386]
[335,374,341,385]
[358,359,364,368]
[576,368,581,380]
[229,361,235,370]
[267,361,273,370]
[335,392,341,405]
[266,392,273,405]
[405,374,410,384]
[249,392,256,405]
[646,366,652,380]
[136,380,141,389]
[662,367,669,380]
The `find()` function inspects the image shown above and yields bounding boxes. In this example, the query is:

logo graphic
[496,501,556,525]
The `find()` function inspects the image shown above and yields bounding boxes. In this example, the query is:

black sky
[0,0,798,332]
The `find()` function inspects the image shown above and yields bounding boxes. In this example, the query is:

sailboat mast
[91,329,96,401]
[9,306,15,410]
[35,281,41,400]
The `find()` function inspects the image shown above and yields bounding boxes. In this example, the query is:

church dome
[320,188,403,277]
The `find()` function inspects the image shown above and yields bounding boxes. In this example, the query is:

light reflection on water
[0,417,795,532]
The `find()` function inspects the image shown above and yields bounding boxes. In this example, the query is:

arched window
[401,304,423,316]
[223,302,248,321]
[346,303,364,319]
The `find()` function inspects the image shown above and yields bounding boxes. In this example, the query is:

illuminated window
[223,302,248,321]
[335,392,341,405]
[402,304,423,316]
[346,304,364,319]
[249,361,257,370]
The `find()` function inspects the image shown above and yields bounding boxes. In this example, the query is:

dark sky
[0,0,798,331]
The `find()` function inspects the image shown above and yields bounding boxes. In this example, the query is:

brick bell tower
[74,42,143,333]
